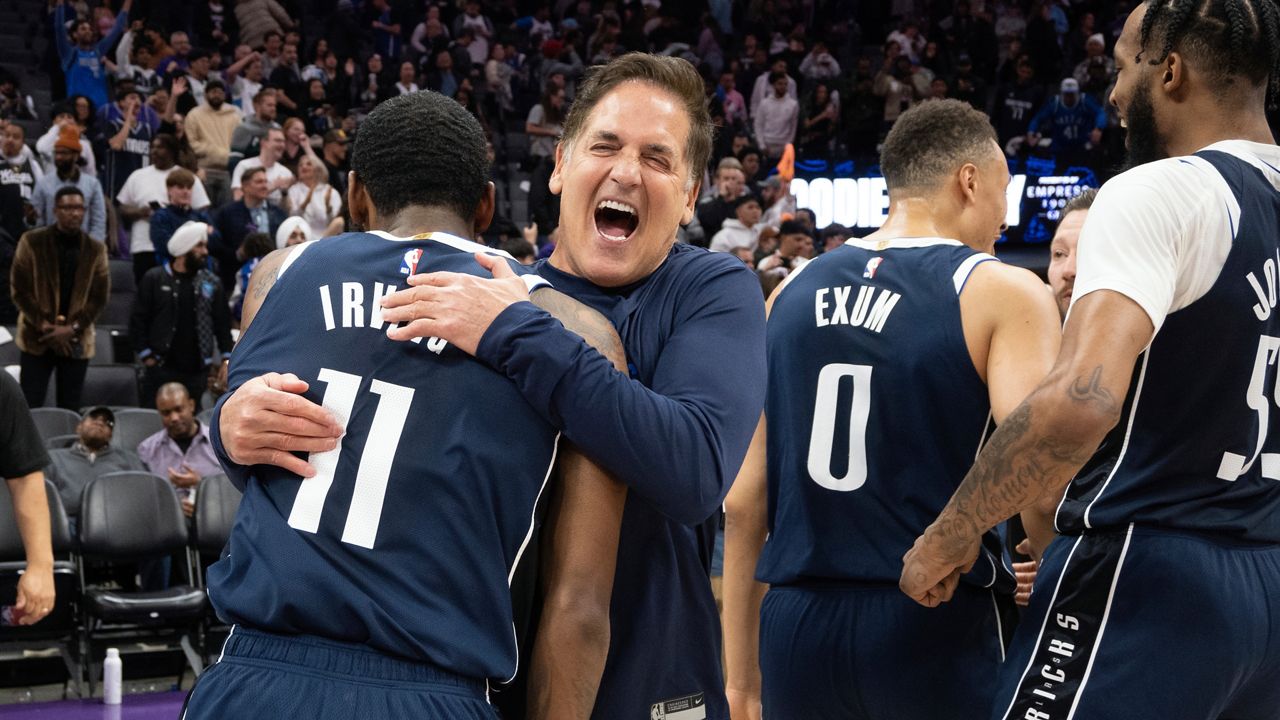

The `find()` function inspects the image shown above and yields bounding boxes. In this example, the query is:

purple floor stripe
[0,692,186,719]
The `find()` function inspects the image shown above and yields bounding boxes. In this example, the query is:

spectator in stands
[756,218,812,278]
[117,134,211,281]
[115,42,162,99]
[697,157,746,242]
[278,117,307,175]
[268,42,304,118]
[1072,33,1114,86]
[737,144,763,188]
[274,215,312,248]
[139,382,222,517]
[410,5,451,64]
[150,167,217,267]
[320,128,350,195]
[0,372,55,627]
[52,0,133,110]
[45,406,148,524]
[1026,78,1107,165]
[285,154,342,239]
[424,49,462,98]
[454,0,495,68]
[874,54,928,130]
[392,61,419,96]
[10,185,109,410]
[754,71,799,162]
[799,40,841,81]
[230,230,272,322]
[759,175,795,229]
[939,0,998,78]
[176,49,215,113]
[37,104,96,178]
[31,128,106,243]
[750,58,796,118]
[710,193,763,254]
[991,55,1045,152]
[95,86,160,203]
[0,71,37,121]
[799,82,838,157]
[185,78,240,206]
[715,70,748,130]
[235,2,292,53]
[886,21,926,64]
[158,31,193,80]
[228,89,279,171]
[1048,187,1097,320]
[232,54,264,116]
[820,223,850,253]
[195,0,239,56]
[231,126,293,203]
[950,53,988,111]
[367,0,405,63]
[0,123,42,246]
[485,44,514,114]
[132,223,232,410]
[212,165,284,290]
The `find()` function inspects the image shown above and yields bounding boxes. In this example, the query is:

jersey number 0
[287,368,416,549]
[808,363,872,492]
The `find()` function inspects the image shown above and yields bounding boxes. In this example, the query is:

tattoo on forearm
[1069,366,1117,415]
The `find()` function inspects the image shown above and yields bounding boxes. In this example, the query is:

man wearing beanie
[130,221,232,409]
[10,185,109,410]
[29,125,107,243]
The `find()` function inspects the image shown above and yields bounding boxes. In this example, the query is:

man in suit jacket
[9,185,109,409]
[211,165,284,291]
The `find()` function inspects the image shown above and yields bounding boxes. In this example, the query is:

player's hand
[899,524,980,607]
[13,564,54,626]
[379,252,531,356]
[219,372,343,477]
[726,688,762,720]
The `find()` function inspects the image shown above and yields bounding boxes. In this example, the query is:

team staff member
[215,54,768,720]
[0,372,55,626]
[903,3,1280,718]
[722,99,1061,720]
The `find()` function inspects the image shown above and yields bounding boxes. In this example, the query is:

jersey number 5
[808,363,872,492]
[1218,334,1280,482]
[287,368,415,549]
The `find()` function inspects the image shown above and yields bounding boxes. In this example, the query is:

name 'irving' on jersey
[315,246,449,354]
[813,257,904,332]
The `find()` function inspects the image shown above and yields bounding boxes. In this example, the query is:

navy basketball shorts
[760,582,1011,719]
[991,526,1280,720]
[181,627,499,720]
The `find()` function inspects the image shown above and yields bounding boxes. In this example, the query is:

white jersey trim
[953,253,998,295]
[845,236,964,251]
[276,239,318,279]
[366,230,551,291]
[991,590,1006,663]
[504,432,561,684]
[1065,523,1135,720]
[1080,350,1150,529]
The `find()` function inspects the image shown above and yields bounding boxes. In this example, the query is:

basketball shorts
[992,526,1280,720]
[181,626,499,720]
[760,581,1012,719]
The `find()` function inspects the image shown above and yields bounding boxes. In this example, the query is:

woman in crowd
[284,154,342,240]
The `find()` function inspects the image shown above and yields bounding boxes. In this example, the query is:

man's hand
[219,372,342,476]
[172,75,188,97]
[379,252,531,355]
[1013,559,1038,607]
[167,464,201,488]
[899,526,980,608]
[13,564,54,626]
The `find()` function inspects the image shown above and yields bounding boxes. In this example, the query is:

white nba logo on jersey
[863,257,884,279]
[400,248,423,275]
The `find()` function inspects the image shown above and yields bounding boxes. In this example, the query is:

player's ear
[548,142,566,196]
[347,172,374,230]
[957,162,979,206]
[1161,51,1185,95]
[473,181,496,236]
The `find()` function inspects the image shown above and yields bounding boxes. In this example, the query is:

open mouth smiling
[594,199,640,242]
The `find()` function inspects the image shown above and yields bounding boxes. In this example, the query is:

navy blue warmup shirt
[756,238,1014,592]
[476,243,767,720]
[209,231,560,683]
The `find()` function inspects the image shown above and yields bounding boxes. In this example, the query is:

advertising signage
[790,157,1099,244]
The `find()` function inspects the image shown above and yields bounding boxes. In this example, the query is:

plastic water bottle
[103,648,122,705]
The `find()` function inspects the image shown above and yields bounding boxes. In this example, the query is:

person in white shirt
[753,72,799,160]
[750,59,797,118]
[393,61,419,95]
[36,110,96,178]
[116,134,211,269]
[285,154,342,239]
[710,194,764,254]
[798,41,842,81]
[230,126,293,203]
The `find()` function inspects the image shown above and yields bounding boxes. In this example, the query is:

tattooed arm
[900,289,1154,607]
[238,247,292,335]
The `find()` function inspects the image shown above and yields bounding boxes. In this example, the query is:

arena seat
[111,408,163,454]
[0,479,83,697]
[79,365,140,407]
[29,407,80,442]
[44,433,78,450]
[0,326,18,366]
[99,260,135,328]
[77,472,207,695]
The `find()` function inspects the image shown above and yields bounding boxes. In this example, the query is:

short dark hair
[768,70,788,84]
[240,231,275,260]
[880,99,998,192]
[54,186,84,203]
[499,237,535,262]
[1062,187,1099,217]
[561,53,713,190]
[1138,0,1280,108]
[349,90,489,219]
[152,133,180,160]
[241,165,268,184]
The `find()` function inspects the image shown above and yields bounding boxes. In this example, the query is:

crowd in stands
[3,0,1280,429]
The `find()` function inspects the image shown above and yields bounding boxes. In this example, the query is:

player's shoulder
[965,258,1058,321]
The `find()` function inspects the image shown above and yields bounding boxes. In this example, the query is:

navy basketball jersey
[756,238,1013,591]
[208,230,560,683]
[1056,150,1280,541]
